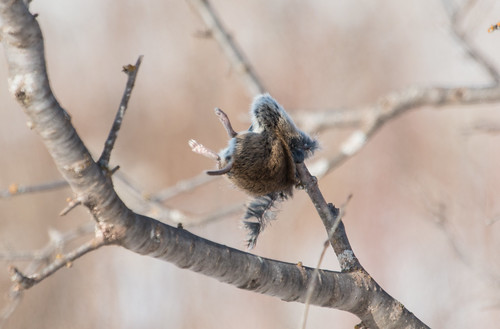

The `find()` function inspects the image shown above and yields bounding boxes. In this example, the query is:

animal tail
[243,191,288,249]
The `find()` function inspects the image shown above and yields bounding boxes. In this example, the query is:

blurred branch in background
[0,222,95,327]
[301,194,351,329]
[297,0,500,179]
[186,0,500,183]
[305,84,500,178]
[444,0,500,82]
[5,0,498,204]
[187,0,266,96]
[0,180,68,198]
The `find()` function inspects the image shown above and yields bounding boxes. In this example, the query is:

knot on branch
[9,266,35,290]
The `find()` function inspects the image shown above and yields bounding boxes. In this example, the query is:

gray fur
[209,94,318,247]
[218,93,317,196]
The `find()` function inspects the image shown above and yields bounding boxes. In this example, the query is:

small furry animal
[190,93,317,247]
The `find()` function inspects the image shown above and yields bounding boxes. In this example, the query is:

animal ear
[206,161,233,175]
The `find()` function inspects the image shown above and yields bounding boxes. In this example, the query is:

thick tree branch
[0,0,132,241]
[295,162,428,328]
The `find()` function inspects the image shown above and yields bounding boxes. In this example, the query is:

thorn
[109,165,120,176]
[60,198,82,216]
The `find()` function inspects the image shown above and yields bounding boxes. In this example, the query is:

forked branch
[0,1,429,328]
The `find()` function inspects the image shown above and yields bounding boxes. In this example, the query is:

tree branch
[296,163,360,272]
[0,223,95,263]
[301,194,351,329]
[0,222,94,326]
[98,56,144,169]
[187,0,265,96]
[0,179,68,198]
[299,1,500,178]
[305,84,500,178]
[445,0,500,83]
[295,162,428,328]
[0,1,429,327]
[9,235,105,290]
[1,0,135,242]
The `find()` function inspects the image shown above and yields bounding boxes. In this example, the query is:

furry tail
[243,192,288,249]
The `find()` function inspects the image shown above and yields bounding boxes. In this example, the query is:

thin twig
[149,172,215,202]
[115,171,240,226]
[9,236,105,290]
[446,1,500,83]
[298,1,500,179]
[0,222,95,262]
[0,179,68,198]
[306,84,500,179]
[300,194,352,329]
[115,171,241,226]
[59,197,82,216]
[187,0,265,96]
[300,240,328,329]
[115,170,242,226]
[0,289,22,329]
[188,202,243,227]
[98,55,144,168]
[0,222,95,327]
[112,171,188,223]
[296,163,361,271]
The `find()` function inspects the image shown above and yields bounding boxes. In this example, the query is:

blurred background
[1,0,500,328]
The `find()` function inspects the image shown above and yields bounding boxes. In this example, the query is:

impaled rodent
[189,93,318,247]
[206,94,317,194]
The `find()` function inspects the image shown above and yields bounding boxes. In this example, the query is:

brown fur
[213,93,317,197]
[223,131,295,196]
[190,93,318,247]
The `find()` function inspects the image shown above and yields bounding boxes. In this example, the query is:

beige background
[1,0,500,328]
